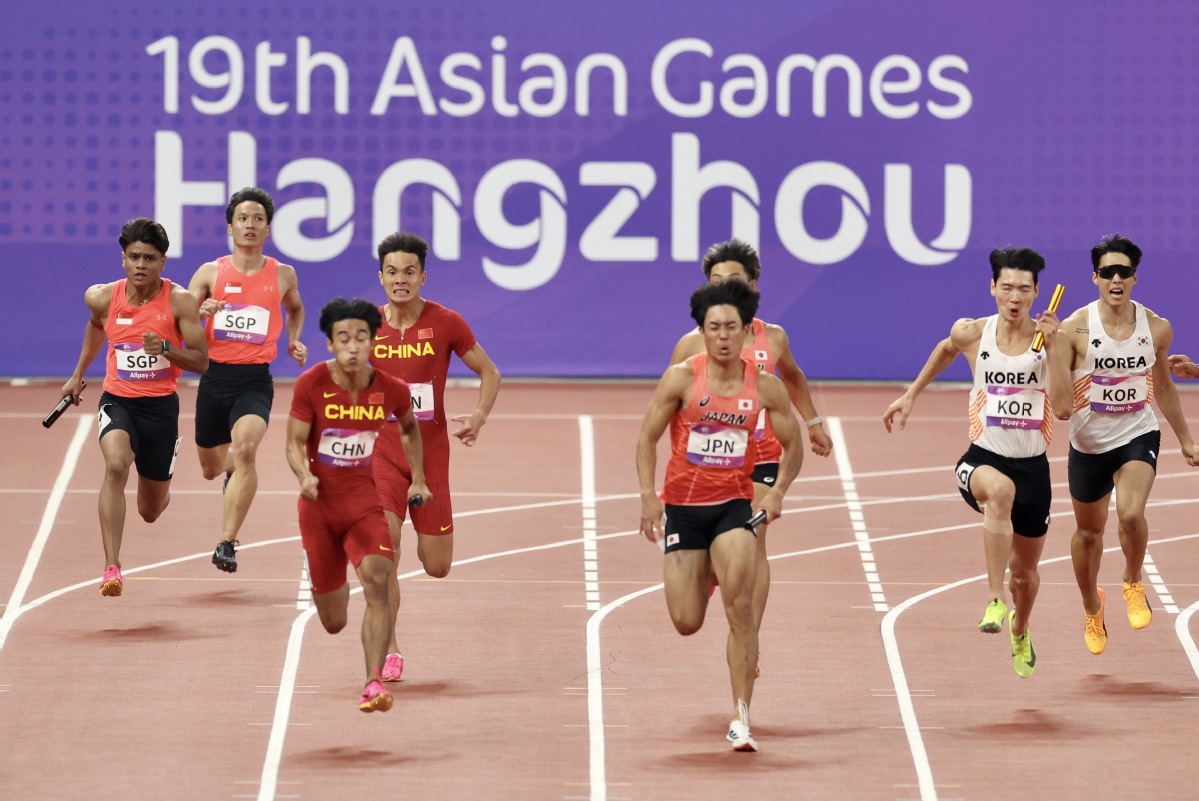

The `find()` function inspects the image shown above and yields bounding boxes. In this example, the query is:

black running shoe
[212,539,238,573]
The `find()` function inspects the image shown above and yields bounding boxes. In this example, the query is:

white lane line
[586,584,662,801]
[295,555,312,611]
[880,531,1199,801]
[258,529,656,801]
[579,416,601,611]
[1176,600,1199,683]
[0,413,92,652]
[827,416,888,611]
[1141,552,1179,614]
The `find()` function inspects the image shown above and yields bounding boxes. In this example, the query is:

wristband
[805,415,823,427]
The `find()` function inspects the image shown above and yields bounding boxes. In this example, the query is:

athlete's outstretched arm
[62,283,112,404]
[396,404,432,502]
[452,343,502,446]
[279,263,307,366]
[1148,316,1198,466]
[883,321,977,432]
[772,327,831,456]
[635,365,687,543]
[285,416,319,501]
[758,374,802,522]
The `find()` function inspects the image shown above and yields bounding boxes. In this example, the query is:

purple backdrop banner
[3,1,1197,379]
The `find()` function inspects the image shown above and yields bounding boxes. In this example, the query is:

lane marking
[579,415,601,611]
[880,531,1199,801]
[0,413,92,651]
[1142,552,1179,614]
[827,417,888,611]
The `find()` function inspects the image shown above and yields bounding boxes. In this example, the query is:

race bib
[984,386,1045,430]
[686,424,749,468]
[113,342,170,381]
[409,382,435,421]
[1088,373,1149,414]
[317,428,379,468]
[214,303,270,344]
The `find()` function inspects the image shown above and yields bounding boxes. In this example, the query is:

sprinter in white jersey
[885,248,1064,678]
[1049,234,1198,657]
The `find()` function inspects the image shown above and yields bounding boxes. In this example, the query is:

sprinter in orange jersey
[60,218,209,597]
[637,280,802,753]
[668,238,830,677]
[188,187,307,574]
[287,298,428,713]
[369,232,501,683]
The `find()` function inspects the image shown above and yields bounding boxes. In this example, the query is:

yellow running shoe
[1009,610,1035,678]
[1122,581,1152,629]
[1084,588,1107,655]
[978,598,1007,633]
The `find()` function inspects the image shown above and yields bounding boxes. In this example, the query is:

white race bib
[409,382,435,421]
[686,424,749,468]
[317,428,379,468]
[214,303,270,344]
[984,386,1045,430]
[114,342,170,381]
[1088,373,1149,414]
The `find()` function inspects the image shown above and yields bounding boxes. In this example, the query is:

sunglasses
[1095,264,1136,280]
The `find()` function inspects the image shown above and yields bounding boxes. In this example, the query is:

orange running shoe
[1122,581,1152,629]
[1084,588,1107,655]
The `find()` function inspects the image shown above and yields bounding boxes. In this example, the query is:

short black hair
[989,247,1046,285]
[1090,233,1142,270]
[689,280,760,328]
[226,187,275,225]
[377,232,429,271]
[319,297,383,339]
[119,217,169,255]
[701,238,761,281]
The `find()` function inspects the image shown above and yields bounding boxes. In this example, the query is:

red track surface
[1,380,1197,801]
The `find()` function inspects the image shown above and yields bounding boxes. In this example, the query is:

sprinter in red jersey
[369,232,501,682]
[668,238,830,676]
[189,187,307,574]
[60,218,209,597]
[637,280,802,753]
[287,298,429,713]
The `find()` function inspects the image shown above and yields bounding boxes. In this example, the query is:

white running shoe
[726,719,758,752]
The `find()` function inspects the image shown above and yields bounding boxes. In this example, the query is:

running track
[1,380,1197,801]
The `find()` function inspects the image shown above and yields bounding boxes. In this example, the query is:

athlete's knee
[1009,563,1037,591]
[319,613,347,634]
[229,440,261,469]
[1074,524,1104,546]
[139,504,164,524]
[982,486,1016,517]
[199,464,226,481]
[102,458,132,484]
[422,559,451,579]
[1114,506,1147,532]
[671,611,704,636]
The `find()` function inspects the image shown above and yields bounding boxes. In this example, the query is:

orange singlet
[102,278,181,398]
[661,354,760,506]
[744,318,783,463]
[204,256,284,364]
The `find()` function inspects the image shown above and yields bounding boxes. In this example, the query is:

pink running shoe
[359,680,393,713]
[381,653,404,682]
[100,565,123,597]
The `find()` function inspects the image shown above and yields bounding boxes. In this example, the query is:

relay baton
[747,509,767,531]
[43,382,85,429]
[1031,284,1065,353]
[408,493,424,508]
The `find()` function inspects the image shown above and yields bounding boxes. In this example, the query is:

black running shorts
[195,361,274,448]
